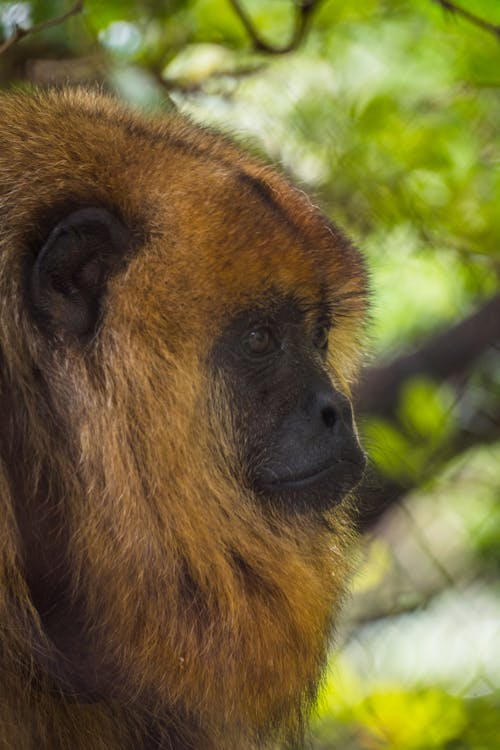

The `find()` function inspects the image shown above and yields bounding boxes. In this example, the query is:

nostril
[322,405,337,430]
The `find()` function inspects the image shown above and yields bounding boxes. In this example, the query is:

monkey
[0,88,368,750]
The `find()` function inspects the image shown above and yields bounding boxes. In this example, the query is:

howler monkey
[0,89,368,750]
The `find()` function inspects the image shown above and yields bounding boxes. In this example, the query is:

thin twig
[227,0,322,54]
[432,0,500,40]
[0,0,84,56]
[153,62,267,96]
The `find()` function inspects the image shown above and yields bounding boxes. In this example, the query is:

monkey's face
[212,297,366,513]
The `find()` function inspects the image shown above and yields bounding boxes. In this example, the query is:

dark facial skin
[214,298,366,514]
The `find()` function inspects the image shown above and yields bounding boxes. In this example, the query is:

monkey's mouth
[264,461,343,489]
[255,450,366,512]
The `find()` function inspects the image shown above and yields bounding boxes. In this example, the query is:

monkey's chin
[255,451,367,514]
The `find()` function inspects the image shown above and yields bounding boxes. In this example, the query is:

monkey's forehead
[0,89,367,329]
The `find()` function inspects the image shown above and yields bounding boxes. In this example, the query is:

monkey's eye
[242,327,277,357]
[312,323,330,352]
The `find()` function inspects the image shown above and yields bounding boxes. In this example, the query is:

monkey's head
[0,90,367,748]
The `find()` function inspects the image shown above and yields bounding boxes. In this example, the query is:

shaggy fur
[0,89,368,749]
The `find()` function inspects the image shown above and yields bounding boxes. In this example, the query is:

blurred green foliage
[314,679,500,750]
[364,377,457,482]
[1,1,499,747]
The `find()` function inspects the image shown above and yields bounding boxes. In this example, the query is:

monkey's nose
[309,387,354,435]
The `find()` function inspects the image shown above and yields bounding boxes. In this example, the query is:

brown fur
[0,89,368,749]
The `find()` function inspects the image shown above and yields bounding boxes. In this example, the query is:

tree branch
[356,293,500,418]
[432,0,500,41]
[227,0,322,54]
[0,0,83,56]
[355,293,500,532]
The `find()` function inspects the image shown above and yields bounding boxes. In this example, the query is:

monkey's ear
[30,208,131,338]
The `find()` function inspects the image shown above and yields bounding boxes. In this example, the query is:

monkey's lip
[265,463,338,489]
[259,450,366,493]
[258,454,366,491]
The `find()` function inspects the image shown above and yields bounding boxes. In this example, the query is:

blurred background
[1,1,499,747]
